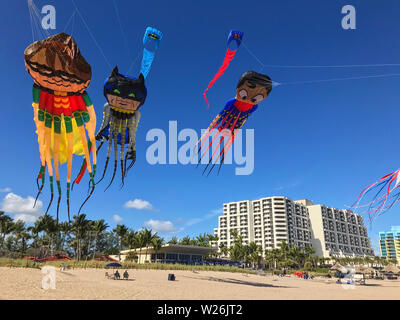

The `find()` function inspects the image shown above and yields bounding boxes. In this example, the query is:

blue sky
[1,0,400,253]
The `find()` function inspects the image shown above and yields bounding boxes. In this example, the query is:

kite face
[24,33,91,93]
[235,71,272,105]
[104,67,147,113]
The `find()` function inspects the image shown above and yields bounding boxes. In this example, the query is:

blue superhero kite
[197,30,273,175]
[74,27,162,211]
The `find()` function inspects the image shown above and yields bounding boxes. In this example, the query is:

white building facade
[307,203,374,258]
[214,196,312,254]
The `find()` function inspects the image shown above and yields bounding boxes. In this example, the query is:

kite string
[70,0,112,69]
[63,9,76,33]
[112,0,142,74]
[241,40,400,86]
[112,0,132,63]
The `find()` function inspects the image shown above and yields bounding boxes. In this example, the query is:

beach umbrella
[330,263,347,274]
[106,262,122,268]
[354,265,374,274]
[382,264,400,274]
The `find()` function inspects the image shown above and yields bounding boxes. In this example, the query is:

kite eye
[128,93,136,98]
[251,94,264,104]
[113,89,121,95]
[238,89,248,100]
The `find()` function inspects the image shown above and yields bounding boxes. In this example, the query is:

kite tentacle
[105,118,120,191]
[119,118,127,187]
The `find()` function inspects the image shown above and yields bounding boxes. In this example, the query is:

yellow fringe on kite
[34,115,85,165]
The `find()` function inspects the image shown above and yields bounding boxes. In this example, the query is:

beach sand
[0,267,399,300]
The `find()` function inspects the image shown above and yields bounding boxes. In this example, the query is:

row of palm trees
[0,212,217,261]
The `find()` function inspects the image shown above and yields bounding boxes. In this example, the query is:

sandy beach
[0,267,399,300]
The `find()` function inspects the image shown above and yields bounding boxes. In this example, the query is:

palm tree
[151,237,164,262]
[140,228,155,262]
[207,234,219,247]
[58,221,71,253]
[247,242,263,268]
[91,219,108,259]
[113,224,128,261]
[196,233,208,247]
[0,217,14,250]
[278,240,290,260]
[71,214,90,260]
[126,230,139,250]
[168,236,179,244]
[13,220,27,257]
[180,236,191,245]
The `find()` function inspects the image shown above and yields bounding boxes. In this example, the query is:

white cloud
[124,199,157,211]
[0,187,11,193]
[1,192,43,223]
[144,219,178,233]
[112,214,123,223]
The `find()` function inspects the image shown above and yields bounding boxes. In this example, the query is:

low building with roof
[112,244,218,264]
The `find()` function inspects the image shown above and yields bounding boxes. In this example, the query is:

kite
[24,32,96,221]
[351,169,400,222]
[80,27,162,193]
[197,31,272,175]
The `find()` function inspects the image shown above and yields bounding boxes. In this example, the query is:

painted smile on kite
[106,94,141,112]
[25,61,89,92]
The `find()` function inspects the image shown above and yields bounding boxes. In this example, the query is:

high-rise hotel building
[379,226,400,262]
[214,197,374,258]
[214,196,312,253]
[306,203,374,257]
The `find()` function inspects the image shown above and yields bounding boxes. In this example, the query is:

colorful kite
[198,71,272,174]
[351,169,400,222]
[24,32,96,221]
[83,27,162,193]
[198,31,272,175]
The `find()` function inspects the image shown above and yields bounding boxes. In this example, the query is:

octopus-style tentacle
[64,115,74,222]
[86,105,97,177]
[119,118,127,188]
[32,103,46,190]
[125,111,140,175]
[53,116,62,222]
[105,118,120,191]
[95,104,111,140]
[43,112,54,214]
[96,116,114,185]
[33,104,47,205]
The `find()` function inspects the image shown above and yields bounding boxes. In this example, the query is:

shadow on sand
[182,275,291,288]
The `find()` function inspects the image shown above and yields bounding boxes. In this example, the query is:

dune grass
[0,258,256,274]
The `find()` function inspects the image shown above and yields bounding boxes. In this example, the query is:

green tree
[91,219,108,259]
[151,237,164,261]
[168,236,179,244]
[71,214,90,260]
[113,224,129,261]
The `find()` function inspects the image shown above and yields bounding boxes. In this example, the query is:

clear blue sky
[1,0,400,253]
